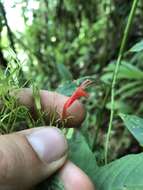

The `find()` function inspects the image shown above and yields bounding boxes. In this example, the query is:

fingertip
[59,161,95,190]
[40,90,86,127]
[26,127,68,164]
[17,89,86,128]
[66,100,86,127]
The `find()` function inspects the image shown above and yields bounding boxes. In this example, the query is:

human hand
[0,89,94,190]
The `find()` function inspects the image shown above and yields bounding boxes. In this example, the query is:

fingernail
[26,127,68,163]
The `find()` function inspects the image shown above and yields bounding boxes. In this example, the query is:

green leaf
[95,153,143,190]
[68,131,98,184]
[101,61,143,83]
[130,40,143,52]
[32,85,41,111]
[120,114,143,146]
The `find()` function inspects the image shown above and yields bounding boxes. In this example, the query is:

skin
[0,89,95,190]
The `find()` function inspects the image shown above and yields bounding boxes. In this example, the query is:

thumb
[0,127,68,190]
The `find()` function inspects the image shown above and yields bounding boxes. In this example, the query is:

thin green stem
[105,0,139,164]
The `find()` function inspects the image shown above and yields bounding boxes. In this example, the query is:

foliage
[0,0,143,189]
[120,114,143,146]
[94,153,143,190]
[68,130,98,183]
[130,40,143,52]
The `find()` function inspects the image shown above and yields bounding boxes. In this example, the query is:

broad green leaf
[120,114,143,146]
[68,131,98,184]
[119,86,143,100]
[101,61,143,83]
[115,61,143,79]
[94,153,143,190]
[116,81,142,96]
[130,40,143,52]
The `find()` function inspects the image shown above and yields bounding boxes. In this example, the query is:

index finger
[16,88,86,128]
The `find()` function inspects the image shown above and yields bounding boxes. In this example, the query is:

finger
[0,127,68,190]
[16,88,86,127]
[59,161,95,190]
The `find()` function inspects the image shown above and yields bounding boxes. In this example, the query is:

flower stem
[105,0,139,164]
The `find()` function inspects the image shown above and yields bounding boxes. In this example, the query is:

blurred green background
[0,0,143,162]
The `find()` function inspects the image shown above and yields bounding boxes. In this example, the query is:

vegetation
[1,0,143,189]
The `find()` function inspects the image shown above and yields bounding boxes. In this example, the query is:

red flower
[62,80,92,119]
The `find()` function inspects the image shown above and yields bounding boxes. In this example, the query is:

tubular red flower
[62,80,92,119]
